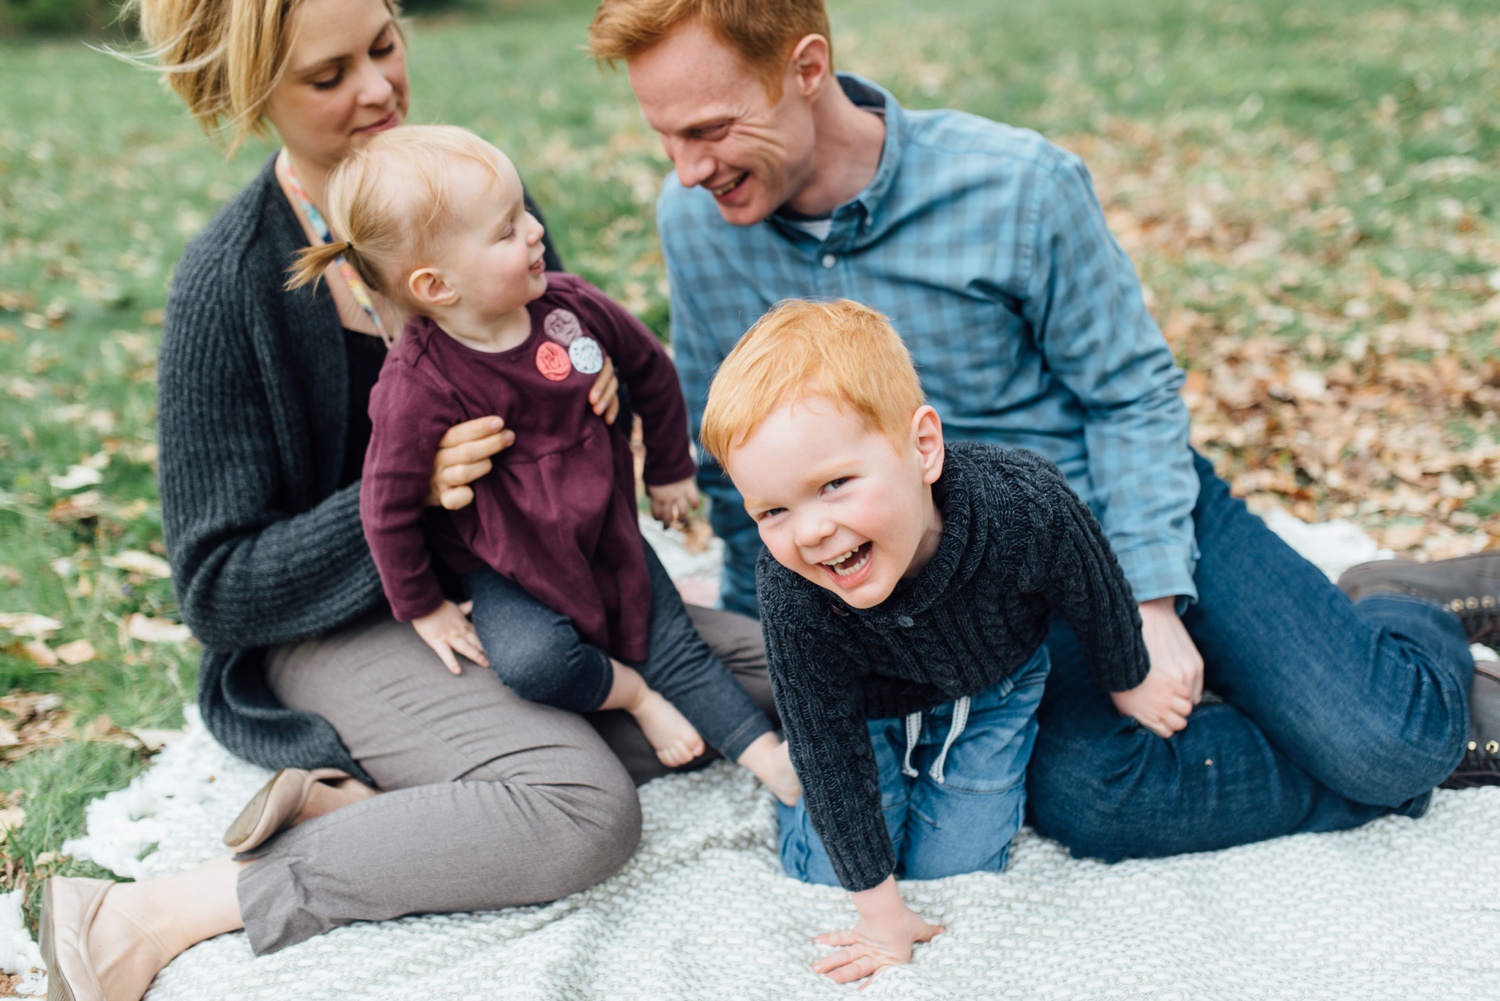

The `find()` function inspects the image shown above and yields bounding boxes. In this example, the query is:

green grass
[2,0,1497,940]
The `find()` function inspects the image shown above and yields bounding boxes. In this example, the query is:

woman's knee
[539,782,641,894]
[461,744,642,889]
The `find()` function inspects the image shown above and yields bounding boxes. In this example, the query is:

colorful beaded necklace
[277,148,391,346]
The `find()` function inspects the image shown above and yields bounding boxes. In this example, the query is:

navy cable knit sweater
[758,442,1150,891]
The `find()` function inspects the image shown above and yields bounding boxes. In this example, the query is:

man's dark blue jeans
[1026,451,1474,860]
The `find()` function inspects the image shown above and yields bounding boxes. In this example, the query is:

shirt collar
[837,73,907,222]
[767,72,908,249]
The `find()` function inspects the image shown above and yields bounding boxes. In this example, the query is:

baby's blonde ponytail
[285,240,356,291]
[281,125,509,309]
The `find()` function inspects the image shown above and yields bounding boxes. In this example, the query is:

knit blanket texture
[11,513,1500,1000]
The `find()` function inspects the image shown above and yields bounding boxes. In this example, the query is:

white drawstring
[899,696,971,785]
[928,696,970,785]
[901,711,922,777]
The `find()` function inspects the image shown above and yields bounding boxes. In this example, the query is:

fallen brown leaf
[0,693,63,719]
[20,641,58,667]
[54,639,97,665]
[124,614,192,644]
[48,491,103,522]
[104,550,172,579]
[127,727,183,753]
[47,465,104,492]
[0,613,61,638]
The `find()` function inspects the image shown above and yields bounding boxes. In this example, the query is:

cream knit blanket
[14,514,1500,999]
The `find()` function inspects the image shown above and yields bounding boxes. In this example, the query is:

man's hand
[588,355,620,425]
[426,418,515,511]
[647,476,699,528]
[812,877,943,986]
[411,600,487,675]
[1109,596,1204,738]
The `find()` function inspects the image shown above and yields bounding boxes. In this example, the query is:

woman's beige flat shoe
[40,877,170,1001]
[222,767,351,853]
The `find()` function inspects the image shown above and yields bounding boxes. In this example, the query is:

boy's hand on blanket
[413,600,488,675]
[648,477,700,528]
[1110,599,1202,738]
[813,876,943,986]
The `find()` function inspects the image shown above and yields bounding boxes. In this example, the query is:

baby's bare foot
[630,689,705,767]
[738,733,802,806]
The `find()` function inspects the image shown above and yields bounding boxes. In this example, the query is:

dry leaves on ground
[1062,117,1499,557]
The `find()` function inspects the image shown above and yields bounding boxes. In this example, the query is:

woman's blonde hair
[284,124,504,307]
[123,0,402,153]
[700,299,925,465]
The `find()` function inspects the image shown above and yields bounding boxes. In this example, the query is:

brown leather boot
[1443,662,1500,789]
[1337,552,1500,648]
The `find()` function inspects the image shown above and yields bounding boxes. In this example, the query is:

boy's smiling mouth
[820,541,872,581]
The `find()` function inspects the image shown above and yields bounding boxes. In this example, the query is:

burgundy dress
[360,274,696,662]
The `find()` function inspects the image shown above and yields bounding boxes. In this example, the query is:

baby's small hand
[412,600,488,675]
[648,477,700,528]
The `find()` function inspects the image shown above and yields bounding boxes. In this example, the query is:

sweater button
[831,601,849,616]
[821,253,837,269]
[896,615,914,628]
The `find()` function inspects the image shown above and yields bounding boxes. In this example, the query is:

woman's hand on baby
[426,417,516,510]
[1110,597,1202,738]
[412,600,488,675]
[814,877,943,986]
[424,360,618,511]
[647,477,700,528]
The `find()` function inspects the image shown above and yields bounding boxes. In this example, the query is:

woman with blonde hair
[37,0,773,996]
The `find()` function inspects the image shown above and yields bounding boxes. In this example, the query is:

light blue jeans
[778,647,1050,885]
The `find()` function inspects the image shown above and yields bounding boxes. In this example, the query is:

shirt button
[896,615,914,628]
[821,253,837,269]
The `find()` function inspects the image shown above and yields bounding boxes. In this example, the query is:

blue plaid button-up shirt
[660,74,1199,617]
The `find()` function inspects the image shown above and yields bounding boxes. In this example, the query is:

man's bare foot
[629,688,706,766]
[737,732,802,806]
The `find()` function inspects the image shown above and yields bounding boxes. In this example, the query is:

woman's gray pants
[236,604,773,954]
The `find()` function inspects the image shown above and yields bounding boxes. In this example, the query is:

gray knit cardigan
[157,155,559,782]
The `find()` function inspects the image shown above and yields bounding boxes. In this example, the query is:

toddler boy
[700,299,1153,978]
